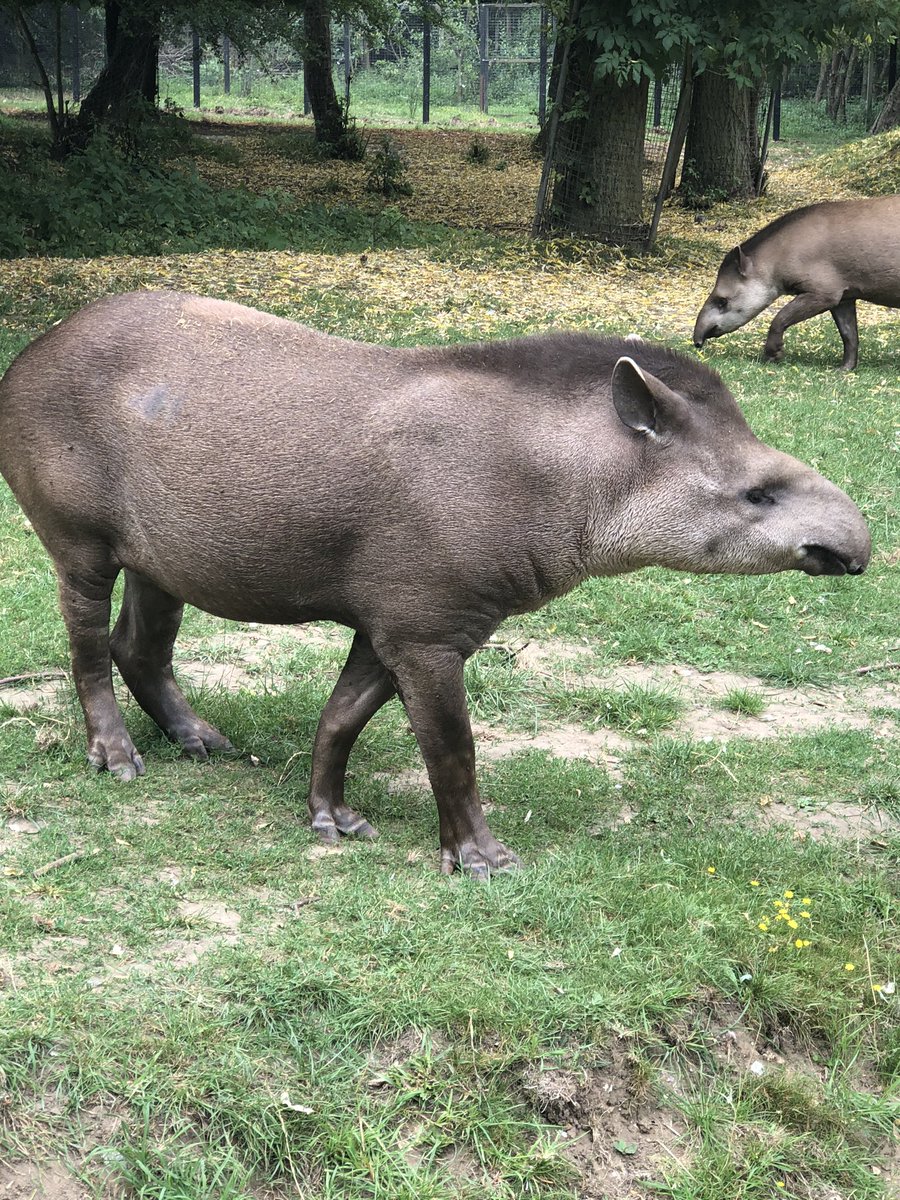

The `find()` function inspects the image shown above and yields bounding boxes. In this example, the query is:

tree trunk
[826,46,854,121]
[545,40,648,242]
[67,1,160,150]
[814,51,829,104]
[303,0,345,147]
[680,70,760,202]
[872,76,900,133]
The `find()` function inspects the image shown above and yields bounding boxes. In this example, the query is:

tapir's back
[0,292,591,624]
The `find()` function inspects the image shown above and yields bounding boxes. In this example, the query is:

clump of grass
[719,687,766,717]
[544,681,683,734]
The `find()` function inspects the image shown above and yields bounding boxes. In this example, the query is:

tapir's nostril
[800,544,866,577]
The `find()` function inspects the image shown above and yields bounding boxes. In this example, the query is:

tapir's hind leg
[830,298,859,371]
[307,632,396,842]
[110,570,233,761]
[57,559,145,781]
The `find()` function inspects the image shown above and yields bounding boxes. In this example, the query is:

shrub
[466,135,491,164]
[365,135,413,198]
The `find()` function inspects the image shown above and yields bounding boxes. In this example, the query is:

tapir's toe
[88,734,145,781]
[179,723,235,762]
[311,805,379,843]
[441,838,522,879]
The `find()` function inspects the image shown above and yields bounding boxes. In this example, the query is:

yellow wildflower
[788,919,798,929]
[783,890,794,899]
[844,963,855,972]
[799,911,811,919]
[707,866,716,875]
[801,897,811,905]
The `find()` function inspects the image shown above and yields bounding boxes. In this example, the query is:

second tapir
[0,293,871,875]
[693,194,900,369]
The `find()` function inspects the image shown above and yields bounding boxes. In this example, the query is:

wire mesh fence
[2,5,894,132]
[535,60,689,247]
[0,4,553,126]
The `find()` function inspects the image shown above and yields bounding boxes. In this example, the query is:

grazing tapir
[693,194,900,369]
[0,293,871,876]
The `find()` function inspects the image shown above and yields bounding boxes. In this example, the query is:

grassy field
[0,109,898,1200]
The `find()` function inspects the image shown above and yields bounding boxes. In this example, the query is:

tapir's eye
[746,487,776,506]
[715,297,729,311]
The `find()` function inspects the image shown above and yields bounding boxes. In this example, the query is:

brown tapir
[693,194,900,369]
[0,292,871,876]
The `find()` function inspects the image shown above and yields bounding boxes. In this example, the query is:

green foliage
[366,133,414,198]
[0,118,437,258]
[571,0,899,85]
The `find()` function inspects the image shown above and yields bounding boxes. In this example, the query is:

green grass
[0,112,897,1199]
[719,688,766,718]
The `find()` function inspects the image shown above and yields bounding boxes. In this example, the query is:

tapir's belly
[111,492,370,627]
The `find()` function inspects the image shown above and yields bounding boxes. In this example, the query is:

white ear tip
[615,355,646,380]
[624,333,644,343]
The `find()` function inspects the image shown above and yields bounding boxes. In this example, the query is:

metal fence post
[223,34,231,94]
[478,4,488,113]
[192,30,200,108]
[71,5,80,103]
[343,18,351,110]
[538,6,548,126]
[423,18,431,123]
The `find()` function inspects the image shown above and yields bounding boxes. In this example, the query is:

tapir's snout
[798,543,869,577]
[692,310,719,349]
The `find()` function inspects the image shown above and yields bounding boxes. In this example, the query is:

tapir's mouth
[693,326,718,348]
[798,544,867,577]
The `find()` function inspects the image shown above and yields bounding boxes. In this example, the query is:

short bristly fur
[0,292,871,875]
[693,194,900,369]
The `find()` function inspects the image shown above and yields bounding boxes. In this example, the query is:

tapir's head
[693,245,780,348]
[591,354,870,579]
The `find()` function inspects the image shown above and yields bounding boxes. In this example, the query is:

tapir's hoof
[87,736,145,782]
[763,345,784,363]
[178,723,235,762]
[311,806,379,843]
[441,839,522,880]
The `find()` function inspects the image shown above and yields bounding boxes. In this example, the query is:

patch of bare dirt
[175,898,241,930]
[473,722,633,778]
[516,641,899,743]
[523,1039,688,1200]
[761,800,895,845]
[0,680,63,712]
[0,1159,88,1200]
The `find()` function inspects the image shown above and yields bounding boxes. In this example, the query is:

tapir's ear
[724,244,752,277]
[611,356,682,439]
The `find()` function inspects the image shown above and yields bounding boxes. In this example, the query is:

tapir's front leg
[378,642,520,878]
[763,292,841,362]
